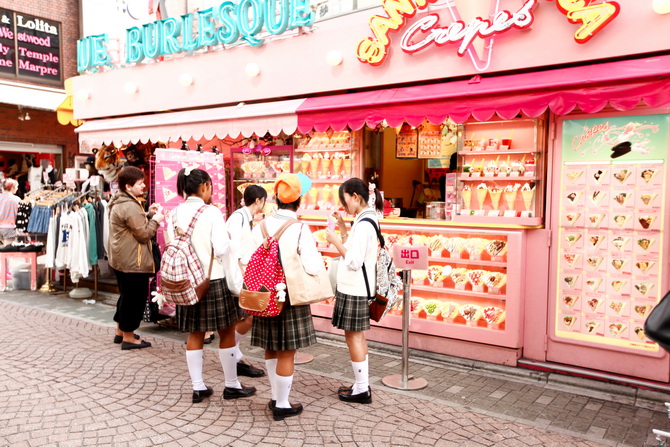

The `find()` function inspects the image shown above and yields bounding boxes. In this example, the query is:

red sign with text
[393,244,429,270]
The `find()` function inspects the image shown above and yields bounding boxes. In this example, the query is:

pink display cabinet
[308,219,526,351]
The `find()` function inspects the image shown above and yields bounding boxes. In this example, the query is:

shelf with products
[293,130,362,215]
[455,118,546,227]
[307,219,524,348]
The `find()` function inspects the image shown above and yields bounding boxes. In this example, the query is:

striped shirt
[0,193,20,228]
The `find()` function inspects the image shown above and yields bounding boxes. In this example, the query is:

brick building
[0,0,79,192]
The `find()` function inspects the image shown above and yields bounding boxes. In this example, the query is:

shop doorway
[0,142,63,198]
[544,110,670,382]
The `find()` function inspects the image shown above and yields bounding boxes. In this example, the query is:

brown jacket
[108,191,159,273]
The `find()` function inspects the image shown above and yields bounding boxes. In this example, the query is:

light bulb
[123,81,138,94]
[245,63,260,77]
[178,73,194,86]
[326,50,343,66]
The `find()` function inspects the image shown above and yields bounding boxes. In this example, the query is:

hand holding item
[325,228,340,244]
[152,209,165,224]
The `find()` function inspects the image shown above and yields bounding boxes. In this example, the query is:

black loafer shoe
[268,399,276,410]
[338,384,352,393]
[273,403,303,421]
[223,384,256,400]
[338,386,372,404]
[237,361,266,377]
[121,340,152,350]
[192,386,214,403]
[114,334,139,344]
[203,334,215,345]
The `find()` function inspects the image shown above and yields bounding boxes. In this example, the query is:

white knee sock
[218,347,241,389]
[265,358,278,401]
[185,350,207,391]
[234,331,245,362]
[275,374,293,409]
[351,355,369,395]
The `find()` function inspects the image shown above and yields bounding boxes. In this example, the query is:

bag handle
[174,205,208,238]
[359,217,383,300]
[206,248,214,280]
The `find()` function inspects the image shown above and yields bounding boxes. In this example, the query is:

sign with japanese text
[0,9,61,82]
[393,244,429,270]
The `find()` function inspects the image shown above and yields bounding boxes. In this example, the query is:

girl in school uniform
[326,177,384,404]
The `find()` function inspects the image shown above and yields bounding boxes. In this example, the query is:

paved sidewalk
[1,290,669,446]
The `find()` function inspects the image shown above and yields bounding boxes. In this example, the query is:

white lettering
[16,15,57,35]
[1,14,9,24]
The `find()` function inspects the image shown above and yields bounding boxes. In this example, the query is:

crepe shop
[72,0,670,383]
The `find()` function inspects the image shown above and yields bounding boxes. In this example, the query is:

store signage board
[77,0,314,73]
[393,245,428,271]
[356,0,620,72]
[0,10,61,82]
[554,113,668,354]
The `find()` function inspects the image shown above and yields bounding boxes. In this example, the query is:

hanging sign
[396,124,418,159]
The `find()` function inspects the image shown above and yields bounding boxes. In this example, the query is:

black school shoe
[203,333,215,344]
[192,386,214,403]
[121,340,152,350]
[223,384,257,399]
[114,334,140,344]
[237,360,265,377]
[338,386,372,404]
[273,403,303,421]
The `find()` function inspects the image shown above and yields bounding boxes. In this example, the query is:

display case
[293,131,362,215]
[228,145,293,212]
[456,118,546,226]
[308,219,525,349]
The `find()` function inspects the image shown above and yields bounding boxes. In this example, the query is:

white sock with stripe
[219,347,241,389]
[351,354,369,395]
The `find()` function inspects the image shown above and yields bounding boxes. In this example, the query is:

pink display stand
[0,252,39,291]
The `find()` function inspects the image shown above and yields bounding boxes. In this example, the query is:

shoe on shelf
[338,386,372,404]
[273,403,303,421]
[203,333,215,345]
[114,334,140,344]
[268,399,276,410]
[237,360,265,377]
[121,340,152,350]
[223,384,257,400]
[338,384,352,393]
[192,386,214,403]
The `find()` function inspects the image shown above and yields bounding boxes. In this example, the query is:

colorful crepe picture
[563,316,577,328]
[586,256,603,270]
[586,297,603,312]
[565,233,582,246]
[563,295,579,309]
[635,261,654,273]
[565,171,583,183]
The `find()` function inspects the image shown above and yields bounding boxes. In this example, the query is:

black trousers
[112,269,152,332]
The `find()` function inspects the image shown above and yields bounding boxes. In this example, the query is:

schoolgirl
[166,168,256,403]
[326,177,384,404]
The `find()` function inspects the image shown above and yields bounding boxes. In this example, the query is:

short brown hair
[118,166,145,193]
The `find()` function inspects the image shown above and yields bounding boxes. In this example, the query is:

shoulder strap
[360,217,384,249]
[259,218,299,241]
[184,205,208,237]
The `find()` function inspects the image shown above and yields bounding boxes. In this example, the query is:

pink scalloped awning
[76,99,305,147]
[297,55,670,132]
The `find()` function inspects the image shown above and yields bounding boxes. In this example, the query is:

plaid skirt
[250,301,316,352]
[331,290,370,332]
[176,279,238,333]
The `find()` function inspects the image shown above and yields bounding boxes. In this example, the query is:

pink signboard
[393,244,429,271]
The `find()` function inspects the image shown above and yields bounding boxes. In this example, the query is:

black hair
[177,168,211,198]
[277,196,301,211]
[118,166,145,193]
[339,177,383,214]
[243,185,267,206]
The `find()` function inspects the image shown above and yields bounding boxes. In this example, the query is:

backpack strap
[175,205,208,238]
[359,217,383,300]
[259,218,300,243]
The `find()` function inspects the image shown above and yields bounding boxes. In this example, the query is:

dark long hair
[177,168,211,198]
[339,177,383,214]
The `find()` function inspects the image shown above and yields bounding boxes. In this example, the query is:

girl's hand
[325,229,339,244]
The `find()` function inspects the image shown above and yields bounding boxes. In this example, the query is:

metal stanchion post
[382,269,428,390]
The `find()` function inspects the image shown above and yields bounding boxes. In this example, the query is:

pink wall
[73,0,670,120]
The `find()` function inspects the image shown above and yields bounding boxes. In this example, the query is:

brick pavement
[0,291,668,446]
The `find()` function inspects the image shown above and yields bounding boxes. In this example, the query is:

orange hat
[274,173,312,203]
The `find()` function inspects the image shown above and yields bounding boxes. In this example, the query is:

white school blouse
[335,208,378,297]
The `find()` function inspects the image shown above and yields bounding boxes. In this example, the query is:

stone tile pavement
[1,290,669,446]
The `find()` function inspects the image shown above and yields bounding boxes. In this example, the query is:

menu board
[396,125,418,159]
[555,114,668,352]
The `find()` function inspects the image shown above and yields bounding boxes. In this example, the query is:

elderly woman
[0,179,21,246]
[108,166,164,350]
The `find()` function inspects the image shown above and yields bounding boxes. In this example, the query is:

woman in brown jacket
[108,166,164,350]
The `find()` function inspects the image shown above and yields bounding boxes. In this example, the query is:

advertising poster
[555,114,668,352]
[396,125,418,159]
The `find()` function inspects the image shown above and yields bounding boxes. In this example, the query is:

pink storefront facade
[72,0,670,383]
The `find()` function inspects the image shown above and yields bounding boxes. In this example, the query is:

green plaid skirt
[250,300,316,351]
[176,279,238,333]
[331,290,371,332]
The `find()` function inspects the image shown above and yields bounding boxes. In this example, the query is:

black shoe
[223,384,256,400]
[121,340,152,350]
[338,386,372,404]
[237,361,265,377]
[273,403,303,421]
[114,334,139,344]
[268,399,276,410]
[338,384,352,393]
[203,334,215,345]
[192,386,214,403]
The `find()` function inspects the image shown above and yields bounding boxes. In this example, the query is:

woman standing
[166,167,256,404]
[326,178,384,404]
[108,166,163,349]
[250,173,321,421]
[0,179,21,246]
[225,184,267,377]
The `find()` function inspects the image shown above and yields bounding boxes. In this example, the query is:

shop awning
[297,55,670,132]
[76,98,305,147]
[0,79,67,111]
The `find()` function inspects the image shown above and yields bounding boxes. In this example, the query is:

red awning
[297,55,670,132]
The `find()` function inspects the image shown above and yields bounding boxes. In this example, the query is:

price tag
[487,210,500,217]
[484,172,495,177]
[520,210,534,218]
[503,210,518,217]
[509,172,520,177]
